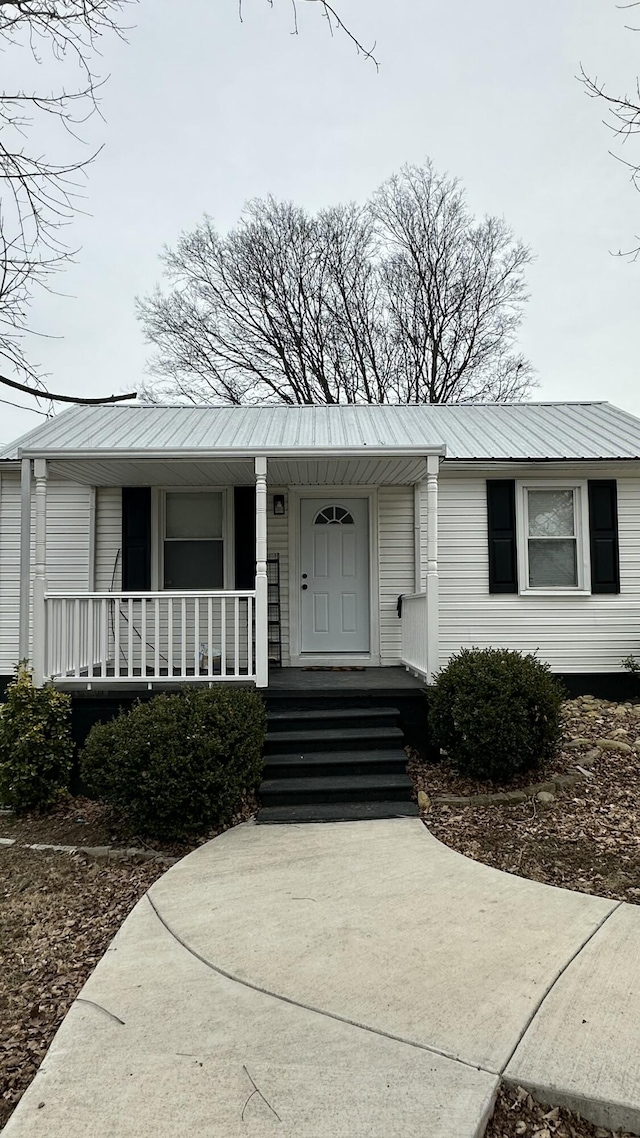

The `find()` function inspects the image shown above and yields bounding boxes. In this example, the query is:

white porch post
[19,457,32,663]
[425,455,439,683]
[254,457,269,688]
[32,458,48,687]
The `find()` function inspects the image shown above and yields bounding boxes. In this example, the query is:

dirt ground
[0,846,165,1129]
[486,1084,634,1138]
[411,696,640,904]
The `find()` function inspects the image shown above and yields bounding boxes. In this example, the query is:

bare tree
[371,163,533,403]
[580,3,640,257]
[138,162,534,406]
[137,199,390,405]
[0,1,130,399]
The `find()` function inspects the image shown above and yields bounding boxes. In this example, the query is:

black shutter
[122,488,151,590]
[234,486,256,590]
[486,480,518,594]
[588,480,620,594]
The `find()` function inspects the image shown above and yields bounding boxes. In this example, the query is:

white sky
[1,0,639,443]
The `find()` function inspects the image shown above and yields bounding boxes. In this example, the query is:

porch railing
[45,591,256,683]
[399,592,429,680]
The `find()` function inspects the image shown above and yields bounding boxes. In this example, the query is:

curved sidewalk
[4,820,640,1137]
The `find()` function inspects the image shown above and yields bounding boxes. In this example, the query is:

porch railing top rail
[44,589,256,600]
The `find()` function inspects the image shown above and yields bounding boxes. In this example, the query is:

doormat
[301,666,366,672]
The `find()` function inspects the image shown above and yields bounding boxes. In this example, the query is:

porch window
[519,484,589,591]
[163,491,224,589]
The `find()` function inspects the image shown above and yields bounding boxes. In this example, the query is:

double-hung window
[163,491,224,589]
[519,483,589,592]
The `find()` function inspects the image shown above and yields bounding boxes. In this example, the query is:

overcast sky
[1,0,639,443]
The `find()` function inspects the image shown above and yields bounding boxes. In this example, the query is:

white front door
[300,498,370,653]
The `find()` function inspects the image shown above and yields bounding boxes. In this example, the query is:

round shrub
[0,665,73,812]
[429,647,563,782]
[80,687,266,842]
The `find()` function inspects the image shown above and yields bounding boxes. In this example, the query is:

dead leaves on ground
[486,1084,633,1138]
[412,697,640,904]
[0,847,165,1128]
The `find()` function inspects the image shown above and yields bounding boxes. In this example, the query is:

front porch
[18,447,440,691]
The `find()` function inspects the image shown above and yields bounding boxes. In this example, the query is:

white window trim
[155,487,233,590]
[516,480,592,596]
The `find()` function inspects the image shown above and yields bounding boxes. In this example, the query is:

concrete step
[260,772,414,806]
[264,725,405,754]
[263,748,408,780]
[256,799,420,824]
[266,706,401,733]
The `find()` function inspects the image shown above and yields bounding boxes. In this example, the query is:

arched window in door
[314,505,355,525]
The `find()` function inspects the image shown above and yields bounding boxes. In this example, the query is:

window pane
[528,490,574,538]
[166,492,222,539]
[164,541,223,589]
[528,539,577,587]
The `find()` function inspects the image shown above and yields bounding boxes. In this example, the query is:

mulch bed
[0,793,258,858]
[0,797,258,1127]
[0,846,166,1128]
[486,1084,634,1138]
[410,696,640,904]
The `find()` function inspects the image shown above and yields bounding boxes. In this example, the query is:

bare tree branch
[240,0,378,67]
[0,1,131,386]
[0,371,136,404]
[579,6,640,256]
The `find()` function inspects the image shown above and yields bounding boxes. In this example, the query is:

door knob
[301,584,308,590]
[302,573,308,579]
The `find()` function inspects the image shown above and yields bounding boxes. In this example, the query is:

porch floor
[266,667,426,694]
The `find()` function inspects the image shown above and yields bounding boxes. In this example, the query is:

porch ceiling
[46,454,428,486]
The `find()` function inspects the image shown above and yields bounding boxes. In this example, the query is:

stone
[597,739,632,753]
[613,706,628,717]
[564,738,591,749]
[532,782,557,796]
[583,748,601,762]
[417,791,431,812]
[436,795,472,807]
[577,754,597,770]
[536,791,555,804]
[553,773,581,787]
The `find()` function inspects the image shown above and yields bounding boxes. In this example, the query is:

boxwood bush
[0,665,73,811]
[80,687,267,842]
[429,647,563,782]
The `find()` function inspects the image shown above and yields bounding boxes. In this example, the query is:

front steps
[257,704,417,824]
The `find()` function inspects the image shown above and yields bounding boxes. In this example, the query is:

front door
[300,498,370,653]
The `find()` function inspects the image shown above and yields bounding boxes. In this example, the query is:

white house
[1,400,640,695]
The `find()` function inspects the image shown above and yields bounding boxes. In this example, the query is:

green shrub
[80,687,267,842]
[0,665,73,811]
[429,647,563,782]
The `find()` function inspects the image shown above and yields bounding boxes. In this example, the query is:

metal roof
[2,401,640,462]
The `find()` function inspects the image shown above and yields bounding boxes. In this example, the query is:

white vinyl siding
[0,474,20,675]
[0,475,92,674]
[438,467,640,673]
[95,487,122,591]
[378,486,415,665]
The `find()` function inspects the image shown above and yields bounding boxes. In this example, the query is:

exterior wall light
[273,494,286,516]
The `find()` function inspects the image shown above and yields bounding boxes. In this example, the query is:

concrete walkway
[3,820,640,1138]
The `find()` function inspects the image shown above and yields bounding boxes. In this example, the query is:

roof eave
[17,444,448,461]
